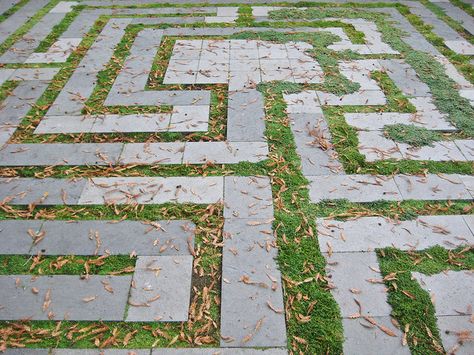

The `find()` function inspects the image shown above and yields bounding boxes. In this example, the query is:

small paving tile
[436,315,474,355]
[0,143,123,166]
[283,91,322,114]
[169,105,209,132]
[183,141,268,164]
[394,174,472,200]
[224,176,273,218]
[412,270,474,317]
[126,255,193,322]
[445,40,474,55]
[317,215,474,253]
[342,317,409,355]
[0,275,131,321]
[0,219,195,256]
[78,177,224,205]
[308,175,402,203]
[459,174,474,198]
[221,218,286,347]
[0,177,86,205]
[357,131,402,162]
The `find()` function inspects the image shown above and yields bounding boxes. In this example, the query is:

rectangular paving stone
[317,90,386,106]
[119,143,185,165]
[169,105,209,132]
[394,174,472,200]
[227,89,266,142]
[0,219,195,256]
[284,91,322,114]
[380,59,431,97]
[342,316,409,355]
[0,143,124,166]
[455,139,474,160]
[412,270,474,316]
[183,141,268,164]
[224,176,273,218]
[436,315,474,355]
[126,255,192,322]
[78,177,224,205]
[50,1,78,13]
[53,350,150,355]
[445,40,474,55]
[357,131,402,162]
[3,350,50,355]
[152,349,287,355]
[398,141,467,161]
[0,275,131,320]
[25,38,82,63]
[0,177,86,205]
[221,218,286,347]
[308,175,402,203]
[317,215,474,253]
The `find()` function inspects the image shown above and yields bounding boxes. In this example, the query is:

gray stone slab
[394,174,472,200]
[342,316,409,355]
[289,113,344,175]
[325,252,391,318]
[152,349,287,355]
[126,255,193,322]
[0,0,21,16]
[317,215,474,253]
[3,350,50,355]
[398,141,467,162]
[224,176,273,219]
[412,270,474,316]
[380,60,431,97]
[437,315,474,355]
[183,141,268,164]
[445,40,474,55]
[119,143,185,165]
[437,2,474,35]
[459,174,474,198]
[0,219,195,256]
[104,90,211,107]
[221,218,286,347]
[53,350,150,355]
[78,177,224,205]
[0,144,124,166]
[0,177,86,205]
[463,214,474,235]
[455,139,474,161]
[227,90,266,142]
[0,275,131,320]
[308,175,402,203]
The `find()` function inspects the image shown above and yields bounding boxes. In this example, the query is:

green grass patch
[385,124,442,147]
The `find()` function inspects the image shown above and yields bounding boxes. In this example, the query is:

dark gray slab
[0,177,86,205]
[224,176,273,219]
[0,275,131,320]
[126,255,193,322]
[221,218,286,347]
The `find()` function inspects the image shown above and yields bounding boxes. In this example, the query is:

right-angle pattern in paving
[0,1,473,354]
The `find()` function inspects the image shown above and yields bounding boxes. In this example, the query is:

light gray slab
[398,141,467,162]
[221,218,286,347]
[227,90,266,142]
[3,350,50,355]
[53,350,150,355]
[317,215,474,253]
[342,316,409,355]
[224,176,273,219]
[394,174,472,200]
[455,140,474,161]
[119,143,185,165]
[126,255,193,322]
[459,174,474,198]
[325,252,391,318]
[0,144,124,166]
[308,175,402,203]
[0,275,131,320]
[412,270,474,316]
[183,141,268,164]
[380,59,431,97]
[0,219,195,256]
[437,315,474,355]
[78,177,224,205]
[0,177,86,205]
[153,348,288,354]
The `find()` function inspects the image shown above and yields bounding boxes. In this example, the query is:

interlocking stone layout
[0,0,473,354]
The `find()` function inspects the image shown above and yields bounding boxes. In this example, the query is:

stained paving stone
[317,215,474,253]
[126,255,193,322]
[0,143,123,166]
[0,275,131,321]
[221,218,286,347]
[0,220,195,256]
[78,177,224,205]
[0,177,86,205]
[224,176,273,219]
[394,174,472,200]
[227,90,266,142]
[183,141,268,164]
[308,175,402,203]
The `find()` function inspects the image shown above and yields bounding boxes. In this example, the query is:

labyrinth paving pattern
[0,1,473,354]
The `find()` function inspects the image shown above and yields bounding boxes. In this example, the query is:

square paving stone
[357,131,403,162]
[436,315,474,355]
[221,218,286,348]
[394,174,472,200]
[0,275,131,321]
[308,175,402,203]
[224,176,273,219]
[0,220,43,254]
[342,316,409,355]
[455,140,474,160]
[0,177,86,205]
[126,255,193,322]
[325,252,392,318]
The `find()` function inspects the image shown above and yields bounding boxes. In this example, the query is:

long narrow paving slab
[0,220,195,256]
[0,275,132,321]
